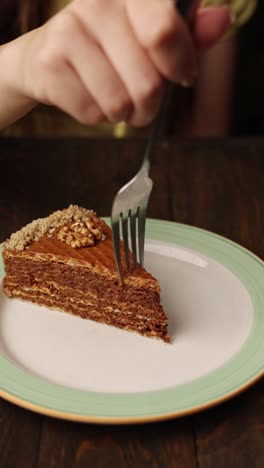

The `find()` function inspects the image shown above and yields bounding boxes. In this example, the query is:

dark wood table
[0,138,263,468]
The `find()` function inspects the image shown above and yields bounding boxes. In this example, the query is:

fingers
[40,62,105,125]
[64,13,133,123]
[26,0,232,129]
[27,21,105,125]
[193,6,232,49]
[126,0,197,85]
[30,12,133,124]
[72,0,163,126]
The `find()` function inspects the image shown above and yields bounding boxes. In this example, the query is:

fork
[111,0,194,282]
[111,85,171,282]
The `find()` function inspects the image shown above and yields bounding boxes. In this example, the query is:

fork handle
[141,83,171,173]
[141,0,195,173]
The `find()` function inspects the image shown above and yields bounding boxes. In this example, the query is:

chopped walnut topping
[5,205,105,251]
[57,218,105,249]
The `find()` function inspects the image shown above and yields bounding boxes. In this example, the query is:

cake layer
[4,278,164,318]
[4,256,162,315]
[5,225,156,287]
[4,285,169,341]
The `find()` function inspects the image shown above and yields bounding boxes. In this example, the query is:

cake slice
[2,205,169,342]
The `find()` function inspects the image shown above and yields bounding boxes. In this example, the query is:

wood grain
[194,380,264,468]
[168,139,264,468]
[0,400,41,468]
[36,417,195,468]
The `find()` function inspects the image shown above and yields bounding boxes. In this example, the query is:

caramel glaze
[10,220,157,285]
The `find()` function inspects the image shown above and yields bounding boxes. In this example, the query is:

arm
[0,31,38,128]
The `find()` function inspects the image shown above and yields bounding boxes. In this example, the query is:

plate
[0,219,263,424]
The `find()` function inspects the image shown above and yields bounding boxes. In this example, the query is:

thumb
[192,6,233,49]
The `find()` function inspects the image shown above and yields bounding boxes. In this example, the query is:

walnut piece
[57,218,105,249]
[5,205,97,251]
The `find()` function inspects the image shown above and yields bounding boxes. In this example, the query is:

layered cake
[2,205,169,342]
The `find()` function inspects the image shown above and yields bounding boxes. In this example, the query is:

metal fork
[111,0,194,282]
[111,85,171,281]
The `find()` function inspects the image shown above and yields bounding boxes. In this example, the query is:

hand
[20,0,232,127]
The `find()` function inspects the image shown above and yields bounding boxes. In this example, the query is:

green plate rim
[0,219,263,424]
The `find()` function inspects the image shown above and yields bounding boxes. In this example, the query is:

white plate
[0,220,263,423]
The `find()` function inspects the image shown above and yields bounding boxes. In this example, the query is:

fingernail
[180,70,198,88]
[181,80,194,88]
[111,106,133,123]
[119,108,133,122]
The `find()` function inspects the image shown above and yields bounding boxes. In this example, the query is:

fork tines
[111,204,147,282]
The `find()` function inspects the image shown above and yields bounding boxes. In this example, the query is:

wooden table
[0,138,263,468]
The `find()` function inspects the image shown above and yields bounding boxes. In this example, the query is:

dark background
[233,1,264,135]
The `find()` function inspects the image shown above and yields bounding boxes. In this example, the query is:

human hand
[19,0,232,127]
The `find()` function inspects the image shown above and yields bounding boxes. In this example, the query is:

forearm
[0,32,37,130]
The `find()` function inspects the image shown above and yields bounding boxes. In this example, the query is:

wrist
[0,30,40,107]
